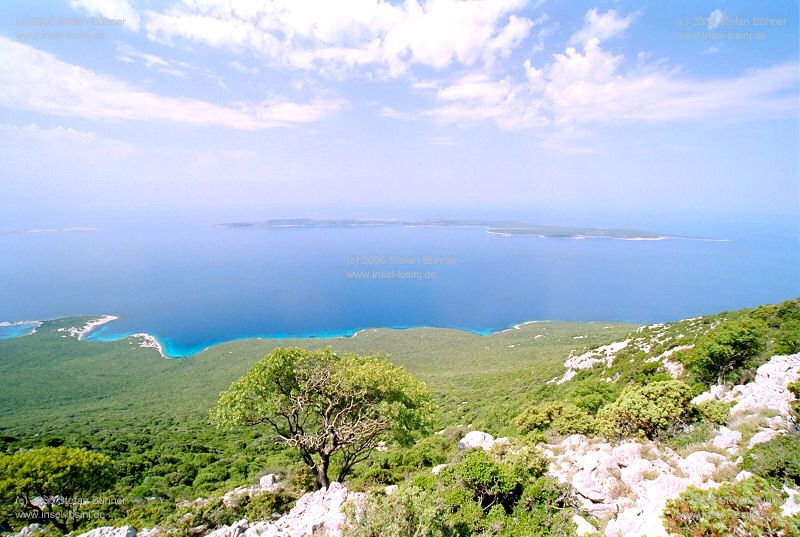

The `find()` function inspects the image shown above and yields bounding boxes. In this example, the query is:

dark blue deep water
[1,213,798,356]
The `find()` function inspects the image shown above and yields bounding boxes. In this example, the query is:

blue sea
[1,211,798,357]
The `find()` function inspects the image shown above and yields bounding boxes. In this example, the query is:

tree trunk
[314,454,330,489]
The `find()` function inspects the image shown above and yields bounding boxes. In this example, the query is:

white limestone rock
[611,443,641,468]
[431,464,448,475]
[76,527,136,537]
[711,426,741,454]
[678,451,725,484]
[208,483,364,537]
[457,431,495,451]
[13,524,43,537]
[748,428,781,448]
[205,519,249,537]
[259,474,280,491]
[572,514,597,536]
[572,470,608,503]
[782,486,800,517]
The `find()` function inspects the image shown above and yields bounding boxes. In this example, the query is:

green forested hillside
[1,299,798,535]
[0,318,634,435]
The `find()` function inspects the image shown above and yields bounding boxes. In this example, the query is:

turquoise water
[0,321,41,339]
[1,214,798,357]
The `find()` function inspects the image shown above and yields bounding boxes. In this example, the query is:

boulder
[457,431,495,451]
[711,427,741,454]
[734,470,753,482]
[748,428,780,449]
[572,514,596,536]
[13,524,43,537]
[270,482,364,537]
[678,451,725,484]
[611,443,641,467]
[782,486,800,517]
[572,470,608,502]
[691,384,729,405]
[562,434,589,452]
[76,527,137,537]
[259,474,280,491]
[204,483,364,537]
[205,519,249,537]
[619,459,656,487]
[431,464,448,475]
[693,354,800,417]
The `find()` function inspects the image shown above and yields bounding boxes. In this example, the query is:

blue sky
[0,0,797,226]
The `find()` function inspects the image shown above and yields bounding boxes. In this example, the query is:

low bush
[743,434,800,487]
[597,380,693,439]
[693,400,731,425]
[662,476,799,536]
[513,401,595,436]
[351,444,573,537]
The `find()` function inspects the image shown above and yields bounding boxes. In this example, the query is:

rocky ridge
[543,353,800,536]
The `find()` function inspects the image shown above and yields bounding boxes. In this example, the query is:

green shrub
[352,467,575,537]
[455,449,522,510]
[354,467,403,488]
[513,401,596,435]
[686,319,765,386]
[569,379,620,414]
[743,434,800,487]
[789,380,800,422]
[597,380,693,439]
[381,434,454,470]
[775,319,800,355]
[192,463,229,489]
[241,491,295,521]
[662,476,799,536]
[693,400,731,425]
[172,498,239,536]
[0,447,115,533]
[286,461,315,492]
[350,485,464,537]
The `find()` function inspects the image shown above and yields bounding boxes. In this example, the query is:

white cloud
[0,37,344,129]
[419,34,798,134]
[569,8,637,47]
[144,0,539,77]
[708,9,725,30]
[229,61,260,75]
[70,0,141,31]
[427,73,548,130]
[116,43,191,77]
[0,123,135,157]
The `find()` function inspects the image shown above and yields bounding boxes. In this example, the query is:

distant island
[213,218,722,241]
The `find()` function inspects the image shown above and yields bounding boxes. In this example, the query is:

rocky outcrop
[204,482,364,537]
[692,353,800,418]
[544,354,800,537]
[12,524,43,537]
[545,434,734,537]
[457,431,496,451]
[551,339,631,384]
[76,527,136,537]
[783,486,800,517]
[221,474,283,508]
[74,482,362,537]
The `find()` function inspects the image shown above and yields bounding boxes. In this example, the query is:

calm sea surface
[1,214,798,356]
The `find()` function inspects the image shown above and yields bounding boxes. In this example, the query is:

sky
[0,0,798,227]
